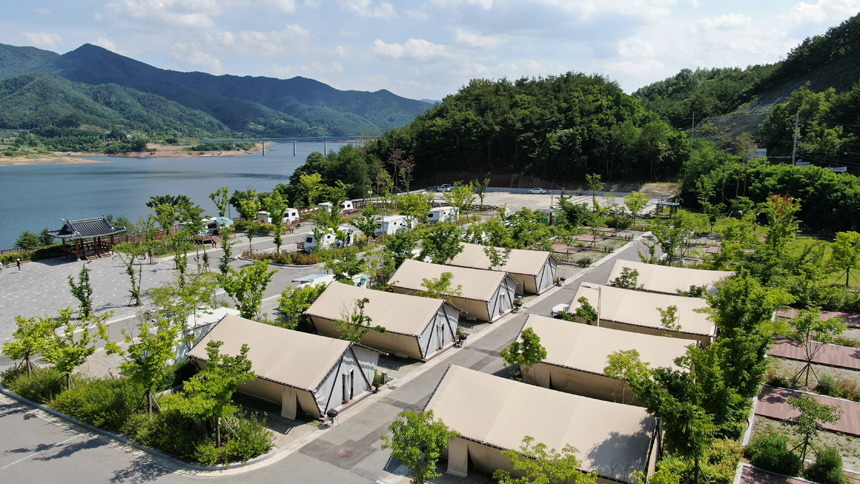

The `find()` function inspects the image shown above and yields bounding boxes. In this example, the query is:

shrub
[50,377,144,432]
[804,447,846,484]
[4,366,65,403]
[126,394,200,461]
[576,257,592,267]
[0,251,30,266]
[744,431,803,476]
[816,374,837,397]
[194,412,272,465]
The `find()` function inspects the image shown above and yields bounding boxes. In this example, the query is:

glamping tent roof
[607,259,734,294]
[425,366,657,483]
[524,314,691,375]
[571,284,715,338]
[389,259,509,302]
[448,242,555,275]
[188,314,354,391]
[305,282,456,336]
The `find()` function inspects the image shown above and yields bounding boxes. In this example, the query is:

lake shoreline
[0,142,269,166]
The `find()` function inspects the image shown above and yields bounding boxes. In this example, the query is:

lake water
[0,141,351,249]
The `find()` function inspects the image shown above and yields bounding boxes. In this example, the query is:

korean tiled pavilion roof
[47,216,126,240]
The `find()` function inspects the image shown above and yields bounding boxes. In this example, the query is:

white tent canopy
[570,283,716,345]
[188,314,379,420]
[306,282,460,360]
[521,314,692,404]
[389,259,517,322]
[424,366,660,483]
[447,243,558,294]
[606,259,734,295]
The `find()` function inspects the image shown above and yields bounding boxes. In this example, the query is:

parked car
[528,187,548,194]
[436,184,454,192]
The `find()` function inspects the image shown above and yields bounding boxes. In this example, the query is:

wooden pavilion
[47,216,127,260]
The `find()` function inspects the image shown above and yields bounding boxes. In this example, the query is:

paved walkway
[771,337,860,371]
[756,385,860,437]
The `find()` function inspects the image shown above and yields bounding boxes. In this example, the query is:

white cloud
[103,0,223,29]
[169,43,223,72]
[596,58,666,88]
[372,38,448,61]
[209,25,311,56]
[618,38,654,58]
[781,0,860,27]
[20,32,63,49]
[430,0,494,9]
[454,28,505,49]
[533,0,677,21]
[93,37,120,53]
[340,0,397,19]
[694,13,752,32]
[266,0,297,13]
[301,60,344,74]
[34,8,51,15]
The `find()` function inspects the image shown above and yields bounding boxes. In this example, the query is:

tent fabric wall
[447,243,559,295]
[307,282,460,360]
[570,284,716,346]
[425,366,659,483]
[188,314,379,420]
[606,259,734,295]
[389,260,516,322]
[521,315,691,405]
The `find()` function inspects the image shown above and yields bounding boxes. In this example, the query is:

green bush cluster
[815,375,860,402]
[2,366,66,403]
[804,447,846,484]
[744,431,803,476]
[50,377,144,432]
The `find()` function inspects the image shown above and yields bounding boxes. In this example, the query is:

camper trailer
[303,226,355,252]
[374,215,413,237]
[428,206,457,223]
[256,209,300,224]
[340,200,355,213]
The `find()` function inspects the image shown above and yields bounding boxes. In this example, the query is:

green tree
[384,231,419,268]
[106,315,180,415]
[416,272,463,302]
[263,191,289,253]
[381,410,458,484]
[335,297,386,343]
[624,191,649,227]
[500,327,547,381]
[209,186,231,218]
[418,223,463,264]
[218,260,277,320]
[472,178,490,210]
[218,226,235,276]
[2,314,56,376]
[573,296,598,325]
[299,172,324,206]
[788,395,841,462]
[117,245,145,307]
[659,305,681,334]
[786,309,846,387]
[178,340,255,448]
[830,231,860,287]
[147,271,220,351]
[442,181,475,221]
[15,230,42,249]
[395,192,433,224]
[277,283,326,330]
[494,436,597,484]
[40,308,111,390]
[609,267,642,289]
[586,173,604,211]
[67,263,94,319]
[762,195,800,257]
[319,246,364,283]
[351,205,380,238]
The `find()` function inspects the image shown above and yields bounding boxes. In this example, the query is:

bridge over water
[199,136,376,156]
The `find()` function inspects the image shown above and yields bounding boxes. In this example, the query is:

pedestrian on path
[17,258,22,273]
[0,261,4,274]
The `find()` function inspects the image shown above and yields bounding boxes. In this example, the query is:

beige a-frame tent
[570,283,717,346]
[389,259,518,322]
[447,242,559,294]
[188,314,380,420]
[424,366,660,483]
[520,314,692,405]
[306,282,461,361]
[607,259,734,295]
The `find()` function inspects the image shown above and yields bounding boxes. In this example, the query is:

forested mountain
[367,73,687,184]
[633,13,860,164]
[0,73,231,134]
[0,43,432,137]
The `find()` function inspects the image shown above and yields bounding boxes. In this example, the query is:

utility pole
[791,111,799,166]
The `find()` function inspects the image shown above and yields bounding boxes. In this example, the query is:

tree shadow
[0,402,30,418]
[32,436,105,461]
[585,428,651,483]
[109,455,174,483]
[759,386,791,405]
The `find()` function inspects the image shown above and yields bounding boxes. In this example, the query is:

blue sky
[1,0,858,100]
